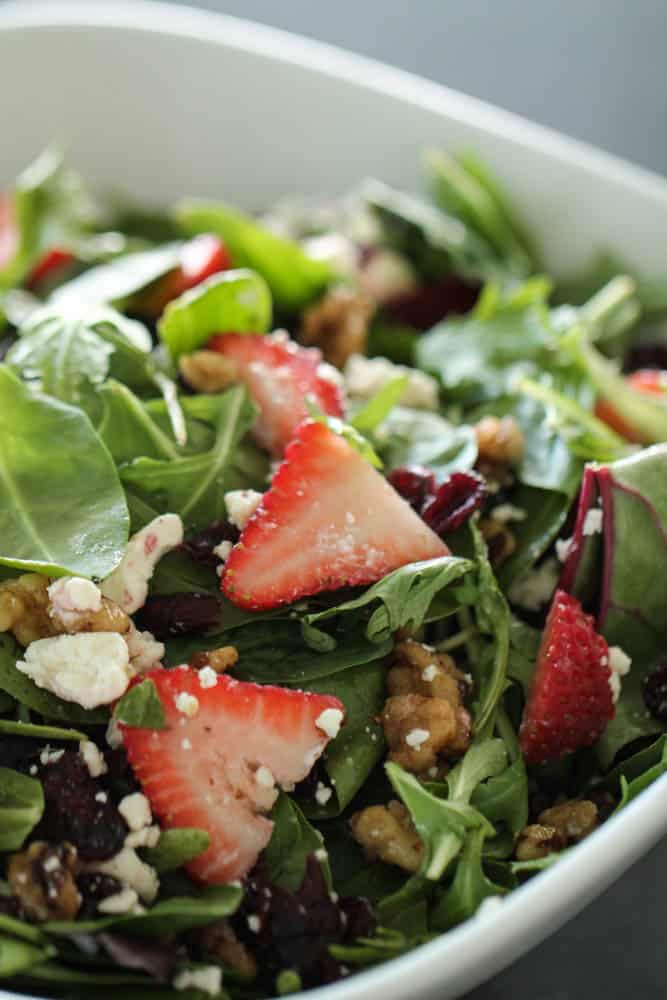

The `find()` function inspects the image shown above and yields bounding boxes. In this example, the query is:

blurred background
[3,1,666,998]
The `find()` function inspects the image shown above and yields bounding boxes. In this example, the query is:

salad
[0,146,666,1000]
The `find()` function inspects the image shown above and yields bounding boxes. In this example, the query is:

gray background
[5,0,667,997]
[182,4,666,999]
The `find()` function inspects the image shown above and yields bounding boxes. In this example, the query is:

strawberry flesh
[595,369,666,443]
[519,589,614,764]
[209,332,345,456]
[121,667,343,884]
[222,419,449,610]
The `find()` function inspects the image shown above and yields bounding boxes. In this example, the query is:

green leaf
[97,381,180,464]
[265,794,327,891]
[306,404,383,469]
[430,827,507,930]
[471,759,528,839]
[120,385,257,530]
[176,200,332,311]
[0,935,54,977]
[0,767,44,850]
[142,828,210,872]
[114,679,166,730]
[330,927,423,970]
[158,268,272,360]
[304,556,474,644]
[0,365,129,578]
[374,406,478,480]
[350,376,408,433]
[0,634,108,724]
[0,914,43,943]
[467,523,511,729]
[50,242,182,308]
[0,720,86,741]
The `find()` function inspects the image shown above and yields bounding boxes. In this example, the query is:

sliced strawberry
[595,369,666,443]
[25,246,76,291]
[209,332,345,456]
[222,419,449,609]
[137,234,232,316]
[519,590,614,764]
[0,193,18,271]
[121,666,343,884]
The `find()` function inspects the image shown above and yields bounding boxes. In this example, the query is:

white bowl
[1,4,667,999]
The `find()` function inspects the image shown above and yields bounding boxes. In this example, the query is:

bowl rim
[1,4,667,999]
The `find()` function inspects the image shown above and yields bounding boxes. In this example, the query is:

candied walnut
[475,416,524,466]
[479,518,517,567]
[350,801,423,873]
[538,800,598,843]
[300,287,374,368]
[0,574,56,646]
[179,350,238,393]
[8,842,81,922]
[389,638,470,704]
[199,919,258,980]
[49,596,130,636]
[382,693,462,773]
[515,823,565,861]
[189,645,239,672]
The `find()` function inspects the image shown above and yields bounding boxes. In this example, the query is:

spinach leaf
[0,366,129,577]
[471,759,528,839]
[264,795,327,891]
[0,935,54,977]
[97,381,180,464]
[176,200,332,311]
[0,720,86,741]
[0,634,107,724]
[330,928,425,970]
[0,915,42,944]
[114,679,166,730]
[0,767,44,850]
[430,827,506,930]
[158,269,272,359]
[142,828,210,872]
[374,406,478,480]
[120,385,257,530]
[303,556,474,644]
[50,243,182,308]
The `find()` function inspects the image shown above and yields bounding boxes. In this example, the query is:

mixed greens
[0,147,666,1000]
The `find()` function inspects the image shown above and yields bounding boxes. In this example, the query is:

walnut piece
[515,823,565,861]
[479,518,517,567]
[199,919,258,980]
[350,801,424,873]
[516,800,598,861]
[189,646,239,672]
[475,416,524,466]
[49,596,131,636]
[0,575,56,646]
[300,287,374,368]
[8,842,81,922]
[179,350,239,394]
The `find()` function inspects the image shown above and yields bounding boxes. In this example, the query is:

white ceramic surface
[1,4,666,999]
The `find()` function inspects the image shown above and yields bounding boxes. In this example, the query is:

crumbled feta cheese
[118,793,152,832]
[224,490,263,531]
[48,577,102,627]
[98,887,140,914]
[29,765,37,775]
[39,747,64,766]
[476,895,504,919]
[422,664,438,682]
[94,847,159,902]
[405,728,430,749]
[508,558,560,612]
[344,354,439,410]
[315,707,344,740]
[173,966,223,996]
[80,740,108,778]
[255,766,275,789]
[359,248,418,304]
[301,232,359,278]
[555,536,573,563]
[212,540,233,564]
[101,514,184,613]
[43,855,61,873]
[126,825,161,849]
[174,692,199,717]
[125,624,165,674]
[247,914,261,933]
[181,738,192,750]
[106,717,123,749]
[198,666,218,689]
[17,633,133,709]
[95,791,108,803]
[314,848,328,862]
[609,673,622,704]
[583,508,604,536]
[609,646,632,676]
[490,504,527,523]
[315,781,333,806]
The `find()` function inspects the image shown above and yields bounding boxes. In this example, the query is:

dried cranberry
[181,520,239,568]
[384,274,480,330]
[134,592,221,639]
[421,471,487,536]
[36,752,127,861]
[104,746,141,800]
[0,895,25,920]
[76,872,124,919]
[339,896,377,941]
[643,663,667,722]
[624,343,667,373]
[387,466,437,511]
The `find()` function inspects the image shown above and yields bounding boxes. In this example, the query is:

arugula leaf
[330,927,425,969]
[50,243,182,308]
[430,827,507,930]
[350,376,408,433]
[374,406,478,480]
[120,385,257,530]
[303,556,474,644]
[142,828,210,872]
[471,759,528,839]
[158,268,272,359]
[0,720,86,741]
[0,634,107,724]
[97,381,181,464]
[114,679,166,730]
[0,366,129,578]
[0,935,54,977]
[0,767,44,850]
[467,523,511,729]
[176,200,332,311]
[265,795,327,891]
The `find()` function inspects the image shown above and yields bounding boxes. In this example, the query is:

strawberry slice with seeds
[121,666,343,884]
[595,369,667,443]
[519,590,614,764]
[222,418,449,610]
[209,332,345,456]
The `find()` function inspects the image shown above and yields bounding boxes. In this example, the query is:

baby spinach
[158,268,272,359]
[374,406,478,480]
[0,720,86,741]
[97,381,181,465]
[142,828,211,872]
[0,366,129,578]
[0,767,44,850]
[176,199,332,311]
[113,679,166,730]
[265,795,327,891]
[50,243,182,308]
